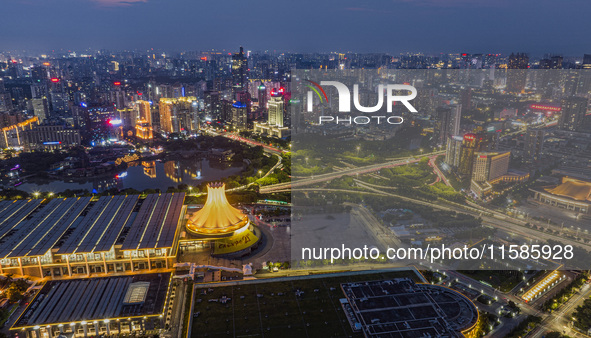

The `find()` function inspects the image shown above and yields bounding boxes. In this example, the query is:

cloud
[91,0,147,7]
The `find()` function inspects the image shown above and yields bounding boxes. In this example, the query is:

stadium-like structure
[531,177,591,214]
[186,183,260,256]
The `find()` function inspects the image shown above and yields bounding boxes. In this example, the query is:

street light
[258,170,262,178]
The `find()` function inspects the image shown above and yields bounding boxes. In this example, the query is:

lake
[15,159,244,193]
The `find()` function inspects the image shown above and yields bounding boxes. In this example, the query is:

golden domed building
[185,183,260,256]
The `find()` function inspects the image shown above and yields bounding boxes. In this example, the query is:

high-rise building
[231,101,248,130]
[458,133,478,176]
[258,83,267,109]
[137,100,152,124]
[436,105,461,145]
[471,152,510,183]
[559,96,588,131]
[158,97,198,134]
[159,98,174,134]
[0,80,12,113]
[460,89,472,115]
[204,91,222,120]
[524,128,544,163]
[506,53,529,93]
[445,135,464,168]
[31,98,49,122]
[232,47,248,93]
[268,87,285,127]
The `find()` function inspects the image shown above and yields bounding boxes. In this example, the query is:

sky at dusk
[2,0,591,55]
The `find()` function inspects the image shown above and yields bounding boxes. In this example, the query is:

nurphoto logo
[306,80,418,125]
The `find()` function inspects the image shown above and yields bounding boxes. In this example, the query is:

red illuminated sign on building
[464,133,476,141]
[530,104,561,112]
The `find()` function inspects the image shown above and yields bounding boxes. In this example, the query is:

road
[260,151,444,193]
[529,283,591,338]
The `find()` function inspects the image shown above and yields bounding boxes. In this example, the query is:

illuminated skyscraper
[471,152,510,183]
[232,47,248,92]
[231,101,248,130]
[159,98,174,133]
[135,100,153,140]
[458,133,478,176]
[258,83,267,109]
[559,96,588,131]
[268,87,285,127]
[138,100,152,124]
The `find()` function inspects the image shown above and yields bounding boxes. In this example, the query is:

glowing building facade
[185,183,259,256]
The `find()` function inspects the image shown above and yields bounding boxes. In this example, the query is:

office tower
[32,98,49,122]
[231,102,248,129]
[232,47,248,92]
[458,133,478,176]
[204,91,221,120]
[445,135,463,168]
[157,97,197,135]
[559,96,588,131]
[258,83,267,109]
[471,152,510,183]
[110,90,126,110]
[436,104,461,145]
[506,53,529,93]
[159,98,174,133]
[524,128,544,163]
[268,88,285,127]
[137,100,152,124]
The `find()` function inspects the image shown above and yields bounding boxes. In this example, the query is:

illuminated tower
[159,98,174,133]
[135,100,153,140]
[258,83,267,109]
[458,133,477,176]
[232,47,248,92]
[138,100,152,124]
[231,102,248,130]
[268,87,285,127]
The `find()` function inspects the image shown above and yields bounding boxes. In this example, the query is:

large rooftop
[341,278,478,337]
[13,273,171,329]
[545,177,591,201]
[0,193,185,259]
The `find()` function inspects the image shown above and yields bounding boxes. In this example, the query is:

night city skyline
[3,2,591,337]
